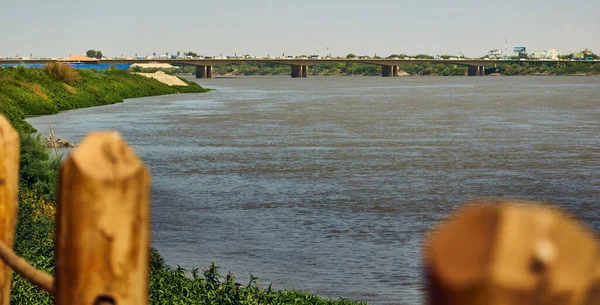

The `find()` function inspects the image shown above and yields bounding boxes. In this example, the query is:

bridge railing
[0,113,598,305]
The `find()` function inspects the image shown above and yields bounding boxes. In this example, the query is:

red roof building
[58,55,99,63]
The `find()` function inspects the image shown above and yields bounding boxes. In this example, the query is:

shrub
[11,188,55,305]
[18,132,61,201]
[44,63,82,85]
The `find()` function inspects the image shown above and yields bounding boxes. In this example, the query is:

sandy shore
[135,71,188,86]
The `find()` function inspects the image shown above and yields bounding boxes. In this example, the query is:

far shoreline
[183,73,600,78]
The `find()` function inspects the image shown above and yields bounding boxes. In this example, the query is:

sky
[1,0,598,58]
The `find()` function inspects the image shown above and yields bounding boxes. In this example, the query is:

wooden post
[424,200,600,305]
[0,115,19,305]
[55,132,150,305]
[583,265,600,305]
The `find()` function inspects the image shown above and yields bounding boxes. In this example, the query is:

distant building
[547,49,561,59]
[531,49,561,60]
[531,51,547,59]
[58,55,98,63]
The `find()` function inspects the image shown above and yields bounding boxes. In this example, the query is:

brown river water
[27,76,600,305]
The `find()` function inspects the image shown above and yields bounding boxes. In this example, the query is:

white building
[547,49,561,60]
[130,63,177,69]
[531,51,547,59]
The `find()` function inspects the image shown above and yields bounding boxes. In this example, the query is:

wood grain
[55,132,150,305]
[425,200,599,305]
[0,115,19,305]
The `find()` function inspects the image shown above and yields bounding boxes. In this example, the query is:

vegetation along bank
[1,65,363,304]
[152,61,600,77]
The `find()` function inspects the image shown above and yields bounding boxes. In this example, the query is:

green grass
[2,66,365,304]
[0,66,209,132]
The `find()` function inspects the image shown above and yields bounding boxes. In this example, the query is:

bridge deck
[0,58,579,67]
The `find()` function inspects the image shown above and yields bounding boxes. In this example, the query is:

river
[27,76,600,305]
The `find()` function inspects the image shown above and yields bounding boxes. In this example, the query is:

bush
[18,132,61,201]
[44,63,82,85]
[149,254,366,305]
[11,188,55,305]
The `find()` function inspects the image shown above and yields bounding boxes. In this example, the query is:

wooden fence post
[0,115,19,305]
[55,132,150,305]
[424,200,599,305]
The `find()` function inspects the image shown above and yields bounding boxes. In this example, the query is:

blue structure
[0,63,131,70]
[513,46,527,54]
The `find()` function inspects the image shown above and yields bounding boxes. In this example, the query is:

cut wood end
[424,203,501,288]
[424,200,560,288]
[0,114,19,143]
[582,265,600,305]
[67,132,147,180]
[425,199,600,303]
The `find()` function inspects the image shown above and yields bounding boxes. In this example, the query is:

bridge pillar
[196,65,205,78]
[195,65,213,78]
[291,65,308,78]
[291,65,302,78]
[382,65,393,77]
[467,66,484,76]
[382,66,400,77]
[302,66,309,78]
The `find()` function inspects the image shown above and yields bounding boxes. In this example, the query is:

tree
[346,53,356,59]
[415,54,433,59]
[85,50,103,59]
[185,51,198,57]
[177,51,181,57]
[582,49,597,59]
[153,52,156,58]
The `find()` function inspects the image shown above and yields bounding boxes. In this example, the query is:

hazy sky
[2,0,598,58]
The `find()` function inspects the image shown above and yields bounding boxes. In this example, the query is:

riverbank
[1,66,365,304]
[0,65,208,133]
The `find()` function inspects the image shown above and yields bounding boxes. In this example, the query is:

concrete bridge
[1,58,574,78]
